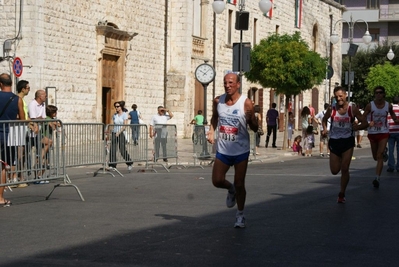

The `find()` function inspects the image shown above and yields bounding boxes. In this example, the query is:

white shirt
[150,113,171,138]
[315,110,330,131]
[28,99,46,119]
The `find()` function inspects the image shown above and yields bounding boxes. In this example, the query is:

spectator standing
[386,96,399,172]
[322,86,368,203]
[0,73,25,206]
[315,103,331,157]
[265,103,279,148]
[128,104,143,146]
[206,73,258,228]
[150,105,173,162]
[304,126,315,156]
[254,105,262,155]
[287,111,294,148]
[308,103,315,118]
[300,106,316,148]
[28,89,47,182]
[363,86,399,188]
[7,80,30,187]
[109,101,133,171]
[190,110,204,125]
[354,104,365,148]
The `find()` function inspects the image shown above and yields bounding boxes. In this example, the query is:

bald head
[224,73,240,83]
[35,89,47,104]
[0,73,12,87]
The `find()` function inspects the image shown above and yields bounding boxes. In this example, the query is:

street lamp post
[330,14,372,102]
[212,0,272,93]
[387,46,395,61]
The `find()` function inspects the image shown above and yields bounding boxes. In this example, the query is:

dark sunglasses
[375,91,384,94]
[115,105,120,108]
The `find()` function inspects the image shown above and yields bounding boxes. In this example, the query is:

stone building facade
[0,0,344,138]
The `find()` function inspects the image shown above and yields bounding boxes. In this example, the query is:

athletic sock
[236,210,244,217]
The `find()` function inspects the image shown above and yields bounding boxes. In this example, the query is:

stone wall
[0,0,344,138]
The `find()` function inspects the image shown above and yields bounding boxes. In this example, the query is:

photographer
[149,106,173,162]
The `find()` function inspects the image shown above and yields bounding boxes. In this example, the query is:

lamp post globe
[362,31,372,44]
[330,32,340,44]
[259,0,272,13]
[212,0,225,14]
[387,47,395,61]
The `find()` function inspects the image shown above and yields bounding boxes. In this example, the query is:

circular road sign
[327,65,334,79]
[13,57,23,77]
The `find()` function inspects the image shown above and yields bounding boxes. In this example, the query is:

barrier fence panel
[0,119,84,201]
[62,123,105,168]
[249,129,262,162]
[104,123,149,175]
[192,125,214,167]
[148,124,180,172]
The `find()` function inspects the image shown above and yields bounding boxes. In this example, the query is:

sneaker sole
[234,223,246,228]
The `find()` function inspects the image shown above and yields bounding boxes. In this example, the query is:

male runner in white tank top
[322,86,368,203]
[207,73,258,228]
[363,86,399,188]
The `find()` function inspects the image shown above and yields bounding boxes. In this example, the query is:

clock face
[195,64,215,84]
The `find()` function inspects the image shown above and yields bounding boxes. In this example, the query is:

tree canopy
[365,62,399,100]
[341,42,398,107]
[245,32,326,95]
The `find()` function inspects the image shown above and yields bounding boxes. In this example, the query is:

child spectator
[304,126,315,157]
[292,135,303,156]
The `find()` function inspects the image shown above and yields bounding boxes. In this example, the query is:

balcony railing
[192,36,205,57]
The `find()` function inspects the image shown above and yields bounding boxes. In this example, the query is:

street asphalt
[1,133,399,266]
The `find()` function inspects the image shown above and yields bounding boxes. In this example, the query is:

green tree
[245,32,326,149]
[365,62,399,101]
[341,42,398,107]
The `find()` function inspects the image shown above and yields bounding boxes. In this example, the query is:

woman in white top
[109,101,133,171]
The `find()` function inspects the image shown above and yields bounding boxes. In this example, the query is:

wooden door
[194,80,204,120]
[102,54,119,125]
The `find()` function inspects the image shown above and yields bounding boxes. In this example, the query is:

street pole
[348,15,353,102]
[201,83,209,157]
[239,28,243,94]
[238,0,245,94]
[330,13,372,103]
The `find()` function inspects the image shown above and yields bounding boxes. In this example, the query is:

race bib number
[219,125,238,142]
[371,116,387,131]
[332,117,351,129]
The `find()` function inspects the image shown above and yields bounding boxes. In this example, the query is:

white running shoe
[234,215,246,228]
[127,165,133,172]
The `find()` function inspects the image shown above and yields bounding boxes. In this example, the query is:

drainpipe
[329,13,333,103]
[212,12,216,100]
[164,0,169,106]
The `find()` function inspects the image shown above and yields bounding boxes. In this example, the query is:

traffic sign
[13,57,23,77]
[327,65,334,79]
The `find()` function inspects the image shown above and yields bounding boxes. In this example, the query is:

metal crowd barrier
[192,125,215,168]
[148,124,184,172]
[103,123,149,175]
[249,129,262,163]
[62,123,105,168]
[0,119,84,201]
